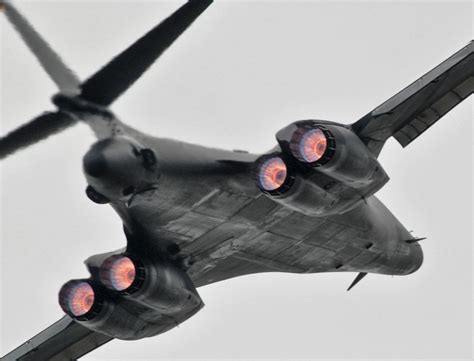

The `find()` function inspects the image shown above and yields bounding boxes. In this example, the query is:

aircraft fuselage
[80,114,424,290]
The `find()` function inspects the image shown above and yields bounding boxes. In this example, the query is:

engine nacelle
[99,255,201,314]
[58,279,152,340]
[59,253,203,340]
[255,154,345,216]
[276,120,388,189]
[255,120,389,216]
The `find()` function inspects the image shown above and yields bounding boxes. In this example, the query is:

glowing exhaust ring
[100,255,145,295]
[59,280,102,321]
[68,282,94,316]
[109,256,136,291]
[256,155,294,196]
[258,157,287,191]
[290,126,335,166]
[299,128,327,162]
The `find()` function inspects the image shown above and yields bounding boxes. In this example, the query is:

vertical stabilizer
[1,0,81,94]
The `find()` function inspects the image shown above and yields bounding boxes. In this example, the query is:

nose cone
[83,149,107,177]
[83,138,127,179]
[83,137,159,200]
[407,244,424,274]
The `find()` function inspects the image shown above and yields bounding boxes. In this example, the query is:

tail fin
[0,1,213,160]
[80,0,213,106]
[1,0,80,94]
[0,1,80,160]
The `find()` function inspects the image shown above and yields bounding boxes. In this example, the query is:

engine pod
[255,153,345,216]
[100,255,202,315]
[58,278,151,340]
[255,154,295,196]
[100,255,146,293]
[290,125,335,166]
[59,280,103,321]
[277,120,388,191]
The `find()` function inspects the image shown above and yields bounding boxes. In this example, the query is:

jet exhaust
[255,120,389,216]
[100,255,145,293]
[256,155,294,196]
[100,254,202,314]
[59,280,103,321]
[58,253,204,340]
[284,121,386,187]
[290,125,335,165]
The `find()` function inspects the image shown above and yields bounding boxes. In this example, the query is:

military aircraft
[1,0,472,359]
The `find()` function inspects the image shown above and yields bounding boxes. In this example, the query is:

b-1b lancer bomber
[1,0,472,359]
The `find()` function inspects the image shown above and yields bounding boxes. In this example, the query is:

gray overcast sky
[0,1,472,360]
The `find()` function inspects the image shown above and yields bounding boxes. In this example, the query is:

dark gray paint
[1,0,472,359]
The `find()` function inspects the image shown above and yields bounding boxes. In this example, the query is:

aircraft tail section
[80,0,213,106]
[0,1,82,159]
[0,1,214,160]
[0,111,78,160]
[1,0,81,95]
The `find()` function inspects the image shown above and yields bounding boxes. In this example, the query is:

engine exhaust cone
[290,126,335,166]
[100,255,145,294]
[59,280,102,321]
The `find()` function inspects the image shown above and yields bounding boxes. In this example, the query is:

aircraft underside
[0,0,472,359]
[119,133,424,287]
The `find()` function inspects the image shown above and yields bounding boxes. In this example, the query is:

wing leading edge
[352,41,473,156]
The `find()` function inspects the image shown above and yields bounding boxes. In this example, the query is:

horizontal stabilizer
[0,111,77,160]
[1,1,81,94]
[80,0,213,106]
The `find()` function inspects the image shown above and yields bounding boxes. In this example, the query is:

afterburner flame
[67,282,95,317]
[258,157,287,191]
[108,256,136,291]
[299,128,327,163]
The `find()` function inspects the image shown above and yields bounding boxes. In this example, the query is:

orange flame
[258,157,287,191]
[109,256,136,291]
[68,282,95,316]
[299,128,327,163]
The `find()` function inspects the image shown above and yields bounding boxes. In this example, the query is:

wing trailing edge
[352,41,474,156]
[1,316,112,361]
